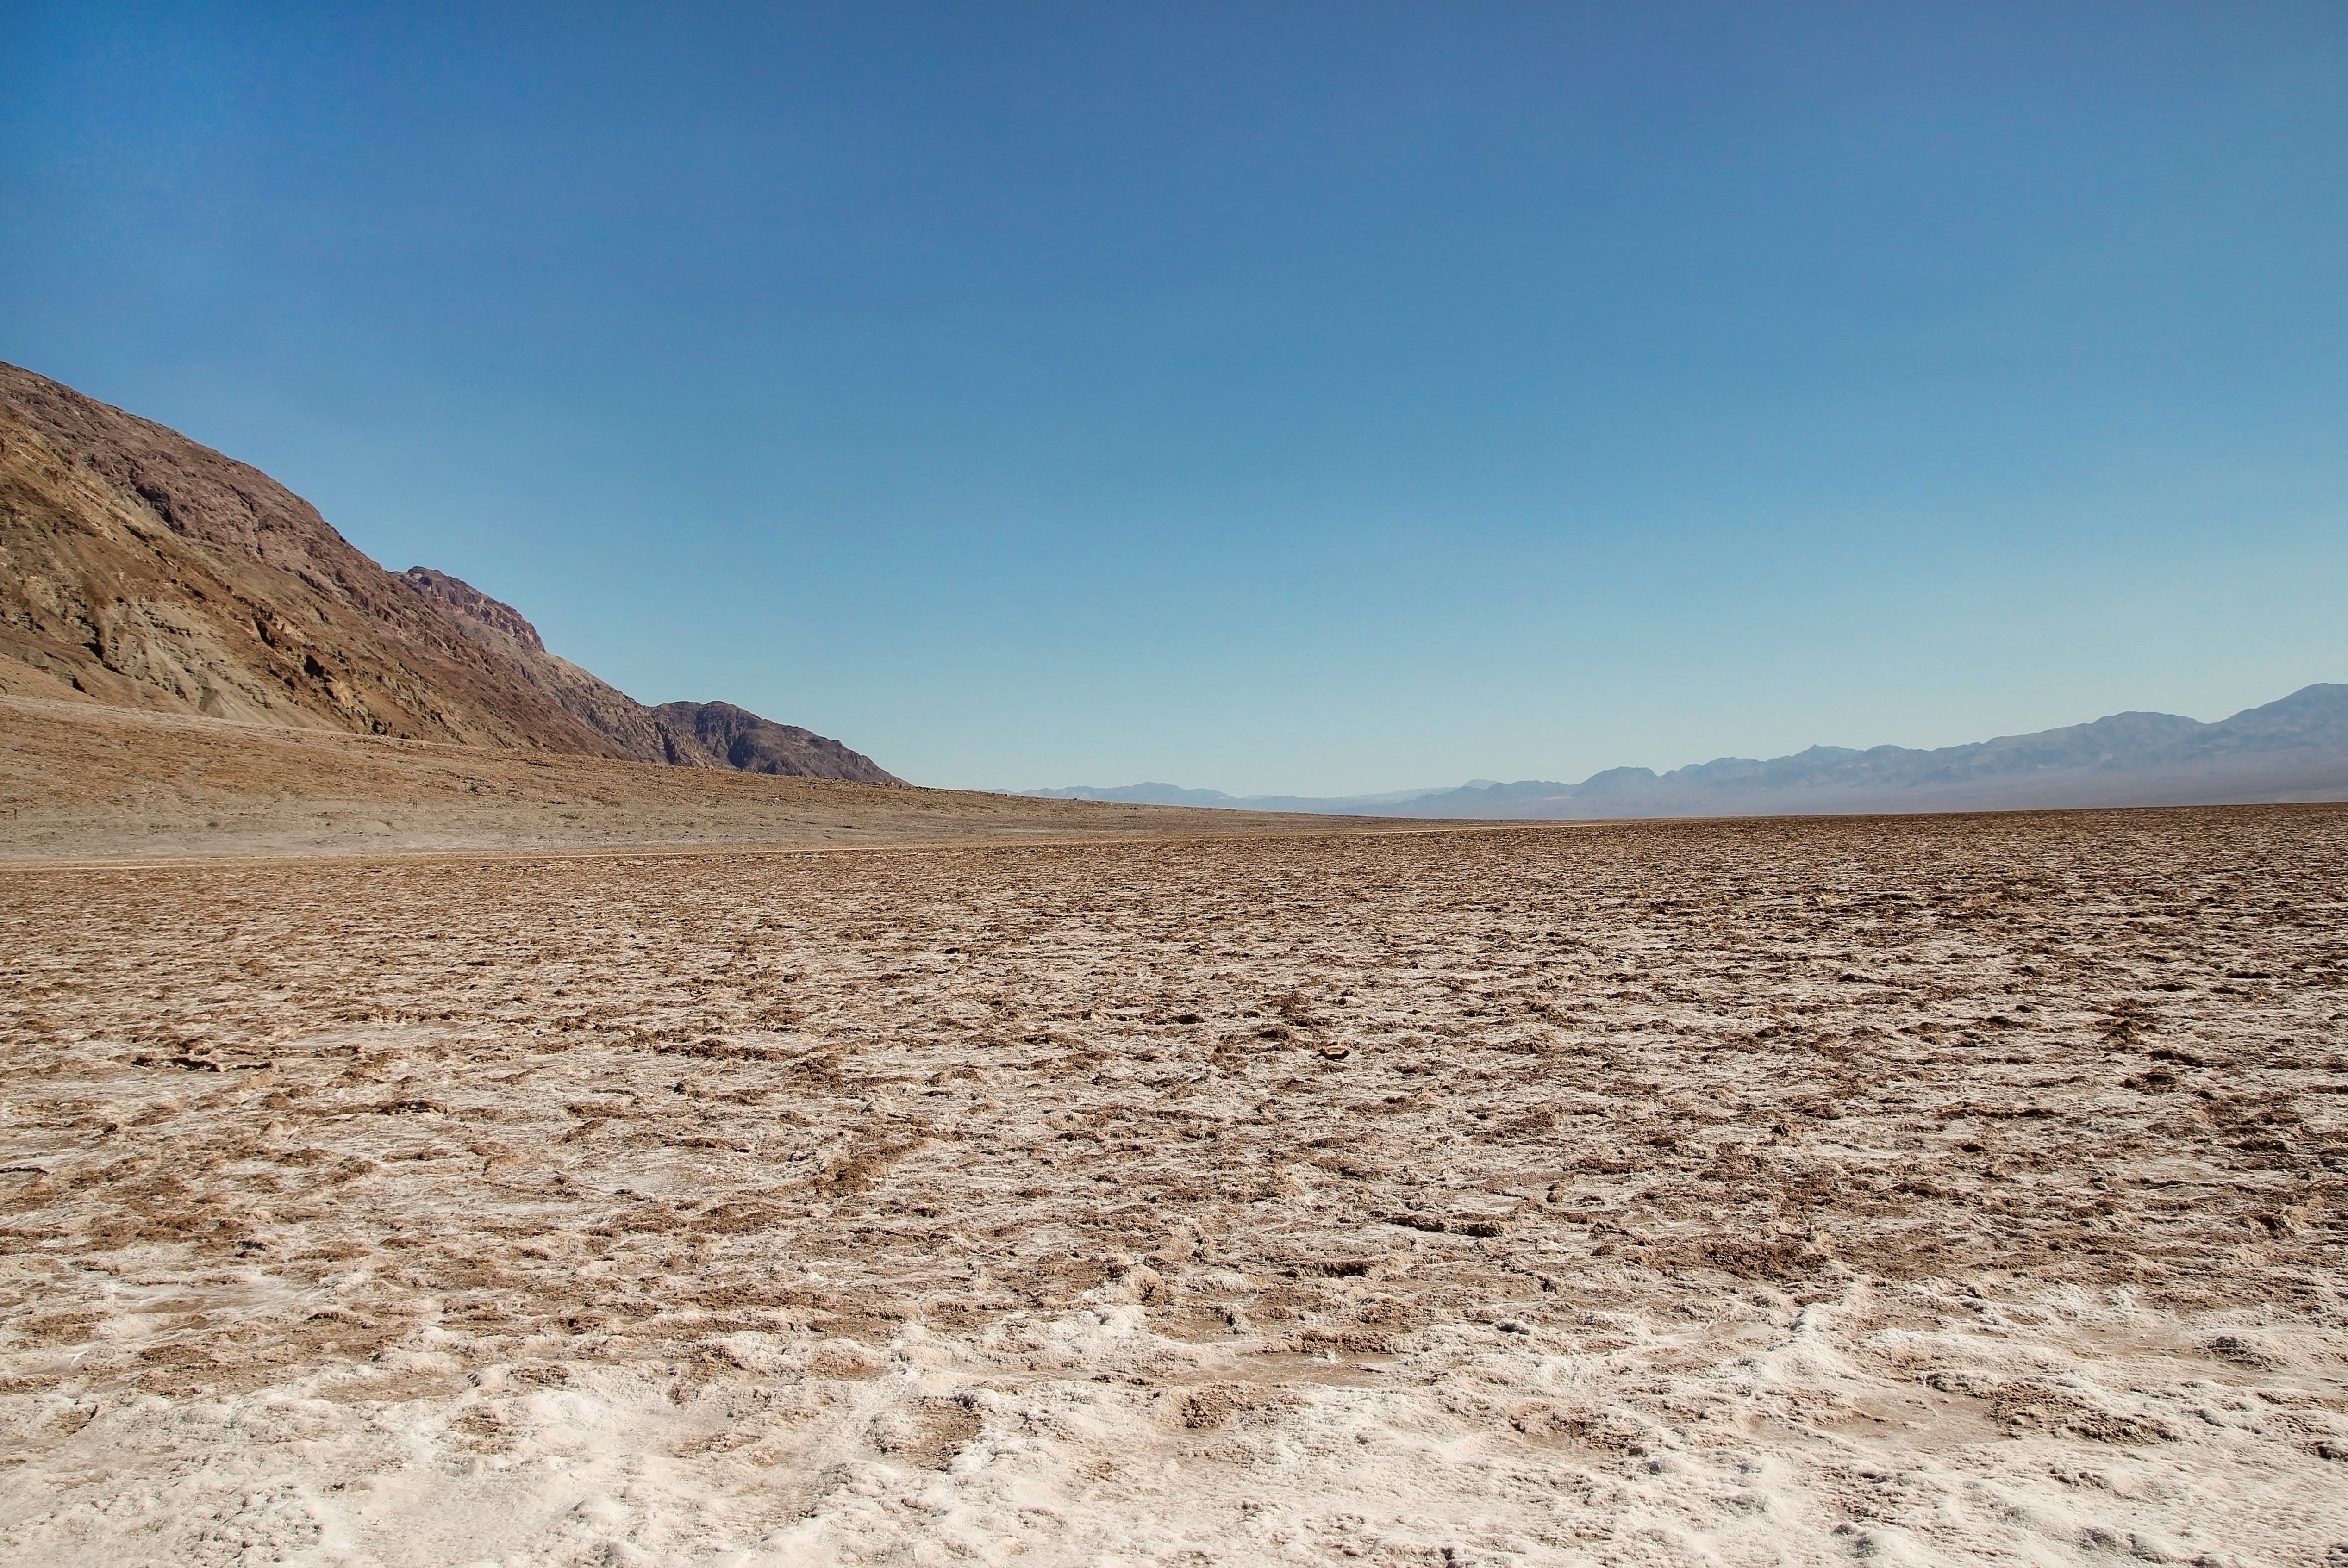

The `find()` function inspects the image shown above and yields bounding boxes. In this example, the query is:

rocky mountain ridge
[0,362,897,784]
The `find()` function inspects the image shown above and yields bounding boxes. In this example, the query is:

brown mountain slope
[0,371,620,749]
[397,567,899,783]
[0,362,897,782]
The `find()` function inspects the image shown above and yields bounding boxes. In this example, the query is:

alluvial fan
[1,808,2343,1565]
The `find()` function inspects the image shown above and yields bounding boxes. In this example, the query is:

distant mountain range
[1028,683,2348,819]
[0,363,897,782]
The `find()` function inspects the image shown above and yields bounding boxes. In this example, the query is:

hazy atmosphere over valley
[2,5,2344,1566]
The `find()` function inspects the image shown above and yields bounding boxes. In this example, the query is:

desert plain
[1,803,2344,1566]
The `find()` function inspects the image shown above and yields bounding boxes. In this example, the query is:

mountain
[1029,686,2348,821]
[0,362,897,783]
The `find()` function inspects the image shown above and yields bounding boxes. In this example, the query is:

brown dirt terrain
[1,808,2344,1565]
[0,694,1369,859]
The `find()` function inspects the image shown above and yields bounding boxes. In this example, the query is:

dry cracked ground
[1,808,2345,1566]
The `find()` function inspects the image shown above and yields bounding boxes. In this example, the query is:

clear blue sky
[4,3,2343,792]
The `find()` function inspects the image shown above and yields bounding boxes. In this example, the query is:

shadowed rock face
[650,699,902,783]
[0,361,897,783]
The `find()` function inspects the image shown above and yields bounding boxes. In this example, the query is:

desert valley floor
[1,808,2344,1566]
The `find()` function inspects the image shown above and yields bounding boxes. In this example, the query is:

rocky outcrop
[400,566,549,653]
[0,361,899,783]
[650,700,901,783]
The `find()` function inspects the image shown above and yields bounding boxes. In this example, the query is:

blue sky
[4,3,2343,792]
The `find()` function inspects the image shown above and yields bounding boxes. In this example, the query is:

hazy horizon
[5,3,2343,795]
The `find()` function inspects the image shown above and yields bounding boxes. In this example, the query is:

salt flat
[1,809,2343,1566]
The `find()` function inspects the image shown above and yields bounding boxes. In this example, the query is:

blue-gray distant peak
[1028,685,2348,820]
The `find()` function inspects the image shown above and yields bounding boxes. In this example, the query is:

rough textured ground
[2,808,2344,1566]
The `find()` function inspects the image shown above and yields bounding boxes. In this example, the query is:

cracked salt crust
[1,808,2344,1564]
